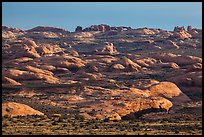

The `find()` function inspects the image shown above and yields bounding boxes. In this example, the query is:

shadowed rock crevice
[121,108,167,120]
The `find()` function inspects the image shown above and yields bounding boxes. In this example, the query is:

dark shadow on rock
[121,108,167,120]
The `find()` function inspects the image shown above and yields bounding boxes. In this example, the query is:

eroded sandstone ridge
[2,25,202,120]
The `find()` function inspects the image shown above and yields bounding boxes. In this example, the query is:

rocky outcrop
[2,76,22,85]
[2,26,25,33]
[96,42,118,55]
[83,24,111,32]
[2,39,41,59]
[185,63,202,72]
[149,52,202,65]
[149,82,182,98]
[26,26,69,33]
[187,26,193,31]
[172,26,192,39]
[134,57,157,67]
[2,69,59,84]
[187,25,199,37]
[2,102,44,117]
[2,24,202,122]
[119,57,142,72]
[75,26,83,32]
[167,71,202,100]
[109,64,125,72]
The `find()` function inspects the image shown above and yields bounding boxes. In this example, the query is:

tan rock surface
[2,102,44,117]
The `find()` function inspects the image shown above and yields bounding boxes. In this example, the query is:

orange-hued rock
[107,113,121,121]
[149,82,182,98]
[2,102,44,117]
[114,57,142,72]
[3,69,36,80]
[36,46,53,55]
[109,64,125,72]
[22,39,39,48]
[25,65,54,75]
[150,62,180,69]
[2,69,59,83]
[97,42,118,55]
[149,52,202,65]
[6,42,41,59]
[2,76,21,85]
[2,25,202,122]
[113,97,173,120]
[3,57,34,66]
[134,57,157,67]
[160,62,179,69]
[173,26,192,39]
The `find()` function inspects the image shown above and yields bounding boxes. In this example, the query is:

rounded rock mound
[2,102,44,117]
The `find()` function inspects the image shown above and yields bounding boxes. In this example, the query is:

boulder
[109,64,125,72]
[149,82,182,98]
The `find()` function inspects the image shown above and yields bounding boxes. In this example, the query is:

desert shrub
[3,115,12,121]
[75,115,85,121]
[58,116,64,123]
[33,123,44,126]
[52,121,58,125]
[103,118,109,122]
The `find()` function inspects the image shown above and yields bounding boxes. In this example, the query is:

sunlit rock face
[2,25,202,121]
[2,102,44,117]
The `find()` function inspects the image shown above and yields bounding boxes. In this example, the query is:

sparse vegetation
[2,115,202,135]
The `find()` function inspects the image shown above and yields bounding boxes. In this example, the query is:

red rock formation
[172,26,192,39]
[2,76,22,85]
[186,25,199,37]
[2,102,44,117]
[149,52,202,65]
[97,42,118,55]
[82,24,131,32]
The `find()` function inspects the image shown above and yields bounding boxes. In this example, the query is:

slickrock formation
[167,71,202,100]
[109,64,125,72]
[2,25,202,122]
[2,76,22,85]
[149,82,182,98]
[78,81,186,120]
[149,52,202,65]
[2,102,44,117]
